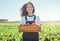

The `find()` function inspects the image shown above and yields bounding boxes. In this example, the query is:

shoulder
[21,16,25,20]
[35,15,40,19]
[22,16,25,18]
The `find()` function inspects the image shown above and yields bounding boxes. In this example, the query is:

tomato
[23,23,30,26]
[31,23,40,26]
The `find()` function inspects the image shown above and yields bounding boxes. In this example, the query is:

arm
[18,16,26,32]
[35,16,43,32]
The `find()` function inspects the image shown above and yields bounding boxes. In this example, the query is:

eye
[30,5,33,8]
[27,6,30,8]
[30,6,32,8]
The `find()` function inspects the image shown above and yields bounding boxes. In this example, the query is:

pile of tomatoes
[23,23,40,26]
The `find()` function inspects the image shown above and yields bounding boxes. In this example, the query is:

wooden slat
[19,26,41,32]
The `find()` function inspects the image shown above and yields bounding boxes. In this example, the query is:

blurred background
[0,0,60,22]
[0,0,60,41]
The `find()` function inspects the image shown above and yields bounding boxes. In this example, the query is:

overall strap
[25,15,27,21]
[33,15,36,21]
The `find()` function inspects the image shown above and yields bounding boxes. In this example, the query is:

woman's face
[26,4,33,14]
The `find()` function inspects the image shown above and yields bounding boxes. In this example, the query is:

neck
[28,12,33,16]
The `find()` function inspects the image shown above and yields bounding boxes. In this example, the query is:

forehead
[27,4,32,7]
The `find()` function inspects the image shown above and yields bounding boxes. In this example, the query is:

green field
[0,22,60,41]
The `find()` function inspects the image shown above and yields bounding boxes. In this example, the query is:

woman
[19,2,43,41]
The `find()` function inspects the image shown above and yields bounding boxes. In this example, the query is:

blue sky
[0,0,60,21]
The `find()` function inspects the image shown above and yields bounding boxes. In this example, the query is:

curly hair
[20,2,35,17]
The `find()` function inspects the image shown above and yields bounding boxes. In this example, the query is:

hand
[26,23,30,24]
[23,23,30,26]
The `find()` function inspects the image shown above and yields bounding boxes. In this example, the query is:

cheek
[30,7,33,11]
[31,8,33,11]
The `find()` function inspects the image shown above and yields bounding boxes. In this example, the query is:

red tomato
[31,23,40,26]
[23,23,30,26]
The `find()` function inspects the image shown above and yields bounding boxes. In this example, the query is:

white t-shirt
[20,15,42,25]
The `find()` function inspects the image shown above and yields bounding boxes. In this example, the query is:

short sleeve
[35,16,42,25]
[20,16,26,25]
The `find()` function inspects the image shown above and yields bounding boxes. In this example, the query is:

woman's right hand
[18,24,23,32]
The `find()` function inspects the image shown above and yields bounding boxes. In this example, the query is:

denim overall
[22,15,39,41]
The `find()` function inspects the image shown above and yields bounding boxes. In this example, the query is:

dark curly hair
[20,2,35,17]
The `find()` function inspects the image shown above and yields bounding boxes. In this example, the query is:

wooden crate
[19,26,41,32]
